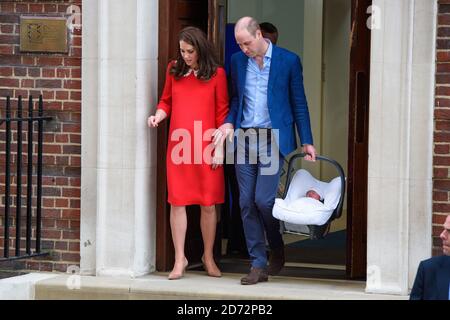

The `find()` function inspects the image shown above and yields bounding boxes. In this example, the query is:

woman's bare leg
[169,205,188,279]
[200,205,221,277]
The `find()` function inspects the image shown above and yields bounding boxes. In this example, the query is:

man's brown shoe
[268,248,285,276]
[240,267,268,285]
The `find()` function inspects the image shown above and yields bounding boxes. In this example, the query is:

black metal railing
[0,95,52,261]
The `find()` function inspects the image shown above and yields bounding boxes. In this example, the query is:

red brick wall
[434,0,450,257]
[0,1,81,272]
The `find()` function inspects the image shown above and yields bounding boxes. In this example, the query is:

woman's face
[180,40,199,69]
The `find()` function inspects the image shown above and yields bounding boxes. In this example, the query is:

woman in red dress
[148,27,229,280]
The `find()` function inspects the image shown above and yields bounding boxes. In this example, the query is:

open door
[156,0,209,272]
[156,0,226,271]
[207,0,228,260]
[347,0,371,279]
[208,0,227,64]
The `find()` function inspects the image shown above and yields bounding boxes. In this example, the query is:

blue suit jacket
[225,46,313,157]
[410,255,450,300]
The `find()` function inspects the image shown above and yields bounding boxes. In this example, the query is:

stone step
[32,272,408,300]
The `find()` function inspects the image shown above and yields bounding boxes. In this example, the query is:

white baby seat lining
[273,169,342,227]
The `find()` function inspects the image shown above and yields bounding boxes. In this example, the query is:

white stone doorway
[155,0,367,280]
[80,0,436,296]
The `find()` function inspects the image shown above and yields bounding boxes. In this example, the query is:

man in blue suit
[410,215,450,300]
[216,17,316,285]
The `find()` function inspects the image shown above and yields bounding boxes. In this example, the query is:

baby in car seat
[305,188,324,203]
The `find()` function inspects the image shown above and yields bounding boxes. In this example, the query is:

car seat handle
[283,153,346,220]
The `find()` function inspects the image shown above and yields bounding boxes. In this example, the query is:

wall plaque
[20,16,68,53]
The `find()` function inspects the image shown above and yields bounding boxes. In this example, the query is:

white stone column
[81,0,159,277]
[367,0,436,295]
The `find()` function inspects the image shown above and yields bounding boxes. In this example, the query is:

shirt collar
[250,39,272,66]
[184,68,199,77]
[264,39,273,60]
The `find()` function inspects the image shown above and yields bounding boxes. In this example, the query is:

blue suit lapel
[234,53,248,127]
[237,54,248,100]
[437,256,450,300]
[268,45,281,103]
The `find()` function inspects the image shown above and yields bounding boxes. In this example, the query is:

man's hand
[302,144,317,162]
[212,123,234,146]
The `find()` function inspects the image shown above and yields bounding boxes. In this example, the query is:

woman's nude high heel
[201,256,222,278]
[168,257,188,280]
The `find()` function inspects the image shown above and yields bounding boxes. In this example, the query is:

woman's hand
[212,147,224,170]
[213,123,234,146]
[147,110,167,128]
[148,115,161,128]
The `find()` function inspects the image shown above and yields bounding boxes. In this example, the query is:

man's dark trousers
[235,130,284,269]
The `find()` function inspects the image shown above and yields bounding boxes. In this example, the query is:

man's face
[440,215,450,256]
[235,29,262,58]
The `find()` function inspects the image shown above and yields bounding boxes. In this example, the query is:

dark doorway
[156,0,209,272]
[346,0,372,279]
[156,0,371,280]
[156,0,226,272]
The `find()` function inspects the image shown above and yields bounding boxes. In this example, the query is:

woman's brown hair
[170,26,219,81]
